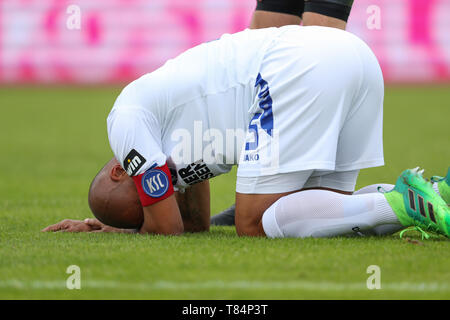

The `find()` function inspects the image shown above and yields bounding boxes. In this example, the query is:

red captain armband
[132,163,174,207]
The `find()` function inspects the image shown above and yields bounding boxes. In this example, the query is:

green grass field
[0,86,449,299]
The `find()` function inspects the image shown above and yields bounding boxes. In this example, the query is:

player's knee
[235,208,265,237]
[235,193,291,237]
[236,222,262,237]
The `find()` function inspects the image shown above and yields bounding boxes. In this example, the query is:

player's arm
[108,105,186,235]
[136,171,211,234]
[139,194,184,235]
[131,163,184,235]
[175,180,210,232]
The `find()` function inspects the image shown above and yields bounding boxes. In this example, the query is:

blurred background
[1,0,449,84]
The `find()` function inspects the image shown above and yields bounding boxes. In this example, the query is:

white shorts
[236,26,384,194]
[236,169,360,194]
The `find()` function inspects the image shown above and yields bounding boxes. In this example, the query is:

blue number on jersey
[255,73,274,137]
[245,73,274,151]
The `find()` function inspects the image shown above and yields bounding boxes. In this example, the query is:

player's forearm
[176,180,211,232]
[138,195,184,235]
[111,227,138,233]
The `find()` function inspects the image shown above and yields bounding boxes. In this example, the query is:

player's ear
[110,164,127,181]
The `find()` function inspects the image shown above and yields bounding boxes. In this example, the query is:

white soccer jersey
[107,26,384,195]
[108,27,282,189]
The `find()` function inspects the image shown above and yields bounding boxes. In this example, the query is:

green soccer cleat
[431,167,450,206]
[382,167,450,239]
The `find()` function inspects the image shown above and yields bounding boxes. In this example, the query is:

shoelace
[399,226,431,240]
[399,224,443,240]
[430,175,443,183]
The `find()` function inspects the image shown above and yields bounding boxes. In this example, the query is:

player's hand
[83,218,128,233]
[41,219,101,233]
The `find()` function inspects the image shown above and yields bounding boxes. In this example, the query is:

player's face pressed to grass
[44,158,144,232]
[88,158,143,229]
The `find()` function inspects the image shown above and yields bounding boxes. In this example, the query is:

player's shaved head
[88,158,144,229]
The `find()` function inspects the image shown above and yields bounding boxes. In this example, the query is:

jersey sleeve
[107,105,166,176]
[107,106,175,206]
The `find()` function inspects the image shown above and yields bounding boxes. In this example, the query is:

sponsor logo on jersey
[178,160,214,185]
[123,149,146,176]
[141,169,169,198]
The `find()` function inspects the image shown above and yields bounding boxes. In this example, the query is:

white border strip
[0,280,448,292]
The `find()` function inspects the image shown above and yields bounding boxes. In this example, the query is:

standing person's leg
[302,0,353,29]
[250,1,303,29]
[250,0,354,30]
